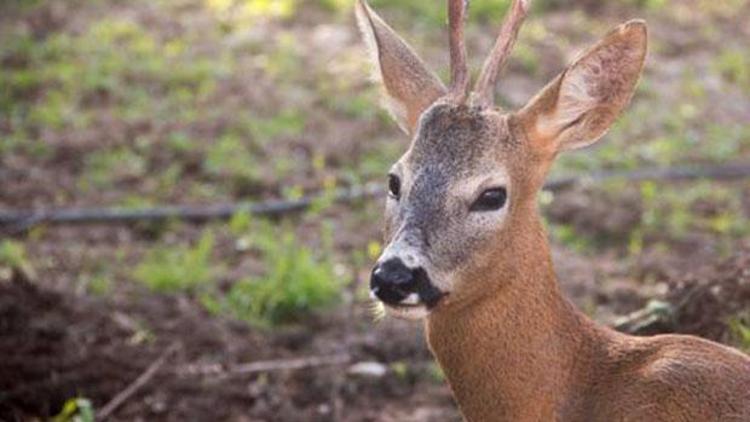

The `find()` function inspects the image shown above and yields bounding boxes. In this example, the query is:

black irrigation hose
[2,163,750,234]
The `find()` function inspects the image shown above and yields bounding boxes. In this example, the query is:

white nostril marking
[370,288,379,300]
[401,293,420,305]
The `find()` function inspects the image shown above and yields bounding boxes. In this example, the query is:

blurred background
[1,0,749,420]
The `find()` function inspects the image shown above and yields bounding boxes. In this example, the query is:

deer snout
[370,258,418,306]
[370,258,445,309]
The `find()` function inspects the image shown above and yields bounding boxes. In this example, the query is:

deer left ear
[516,20,647,155]
[355,0,447,135]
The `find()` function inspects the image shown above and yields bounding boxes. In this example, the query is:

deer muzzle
[370,258,444,310]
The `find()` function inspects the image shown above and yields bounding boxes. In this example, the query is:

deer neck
[425,212,614,420]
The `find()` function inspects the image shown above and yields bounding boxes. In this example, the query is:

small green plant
[715,49,750,93]
[0,240,29,268]
[550,224,594,254]
[204,133,262,186]
[248,108,306,144]
[427,362,446,383]
[729,318,750,352]
[79,147,147,191]
[84,274,113,296]
[53,397,95,422]
[220,220,341,326]
[0,240,34,277]
[617,0,667,11]
[134,231,218,293]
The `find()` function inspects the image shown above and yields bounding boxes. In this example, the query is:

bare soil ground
[2,246,749,421]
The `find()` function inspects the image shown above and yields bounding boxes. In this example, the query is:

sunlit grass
[134,231,220,293]
[203,218,342,327]
[0,240,33,275]
[715,49,750,93]
[204,0,297,22]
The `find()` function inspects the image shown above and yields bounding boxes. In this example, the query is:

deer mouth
[378,290,448,320]
[383,301,431,320]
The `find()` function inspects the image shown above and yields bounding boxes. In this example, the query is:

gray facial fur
[381,102,517,289]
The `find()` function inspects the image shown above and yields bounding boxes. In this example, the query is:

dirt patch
[620,246,750,347]
[3,247,748,421]
[662,247,750,343]
[0,273,458,421]
[0,273,263,421]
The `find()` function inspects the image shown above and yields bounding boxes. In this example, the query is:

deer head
[357,0,647,320]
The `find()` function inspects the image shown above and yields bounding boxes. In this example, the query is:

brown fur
[426,201,750,421]
[356,1,750,420]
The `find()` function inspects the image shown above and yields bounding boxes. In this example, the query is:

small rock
[347,361,387,378]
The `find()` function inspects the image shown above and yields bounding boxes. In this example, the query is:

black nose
[370,258,417,305]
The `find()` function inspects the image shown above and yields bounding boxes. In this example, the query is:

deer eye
[470,187,507,212]
[388,174,401,199]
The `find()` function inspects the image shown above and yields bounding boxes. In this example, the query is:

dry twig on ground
[96,342,181,420]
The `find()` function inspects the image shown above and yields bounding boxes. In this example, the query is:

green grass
[134,231,219,293]
[205,218,341,327]
[548,178,750,257]
[550,224,595,254]
[0,13,230,157]
[730,318,750,352]
[79,147,147,191]
[715,49,750,93]
[0,240,30,269]
[204,133,263,188]
[359,0,555,25]
[53,397,95,422]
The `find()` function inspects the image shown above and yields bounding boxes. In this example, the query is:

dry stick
[181,353,352,379]
[2,163,750,233]
[613,282,714,335]
[96,343,180,421]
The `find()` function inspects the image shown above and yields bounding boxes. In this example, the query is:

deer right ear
[355,0,447,135]
[515,20,648,156]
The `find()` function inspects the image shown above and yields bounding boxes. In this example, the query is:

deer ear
[516,20,647,155]
[355,0,447,135]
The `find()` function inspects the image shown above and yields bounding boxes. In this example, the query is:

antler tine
[448,0,470,103]
[473,0,530,107]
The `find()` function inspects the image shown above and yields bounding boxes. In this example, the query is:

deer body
[356,1,750,420]
[425,207,750,421]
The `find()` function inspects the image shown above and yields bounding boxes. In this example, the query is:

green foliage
[361,0,558,25]
[715,49,750,93]
[205,0,298,23]
[645,181,749,237]
[79,272,113,296]
[617,0,667,10]
[0,14,230,160]
[427,362,446,383]
[53,397,95,422]
[216,219,341,326]
[205,134,262,184]
[317,0,352,13]
[551,224,594,254]
[134,231,219,293]
[0,240,30,269]
[259,32,305,81]
[729,318,750,352]
[390,361,409,380]
[247,109,306,144]
[365,0,505,25]
[79,147,147,190]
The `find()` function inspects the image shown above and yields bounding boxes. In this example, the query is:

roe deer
[356,0,750,420]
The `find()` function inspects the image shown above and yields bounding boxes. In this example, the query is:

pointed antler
[473,0,530,107]
[448,0,470,103]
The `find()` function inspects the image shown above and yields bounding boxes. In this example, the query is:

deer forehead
[398,103,520,186]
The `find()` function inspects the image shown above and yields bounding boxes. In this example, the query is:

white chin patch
[384,304,430,320]
[401,292,421,305]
